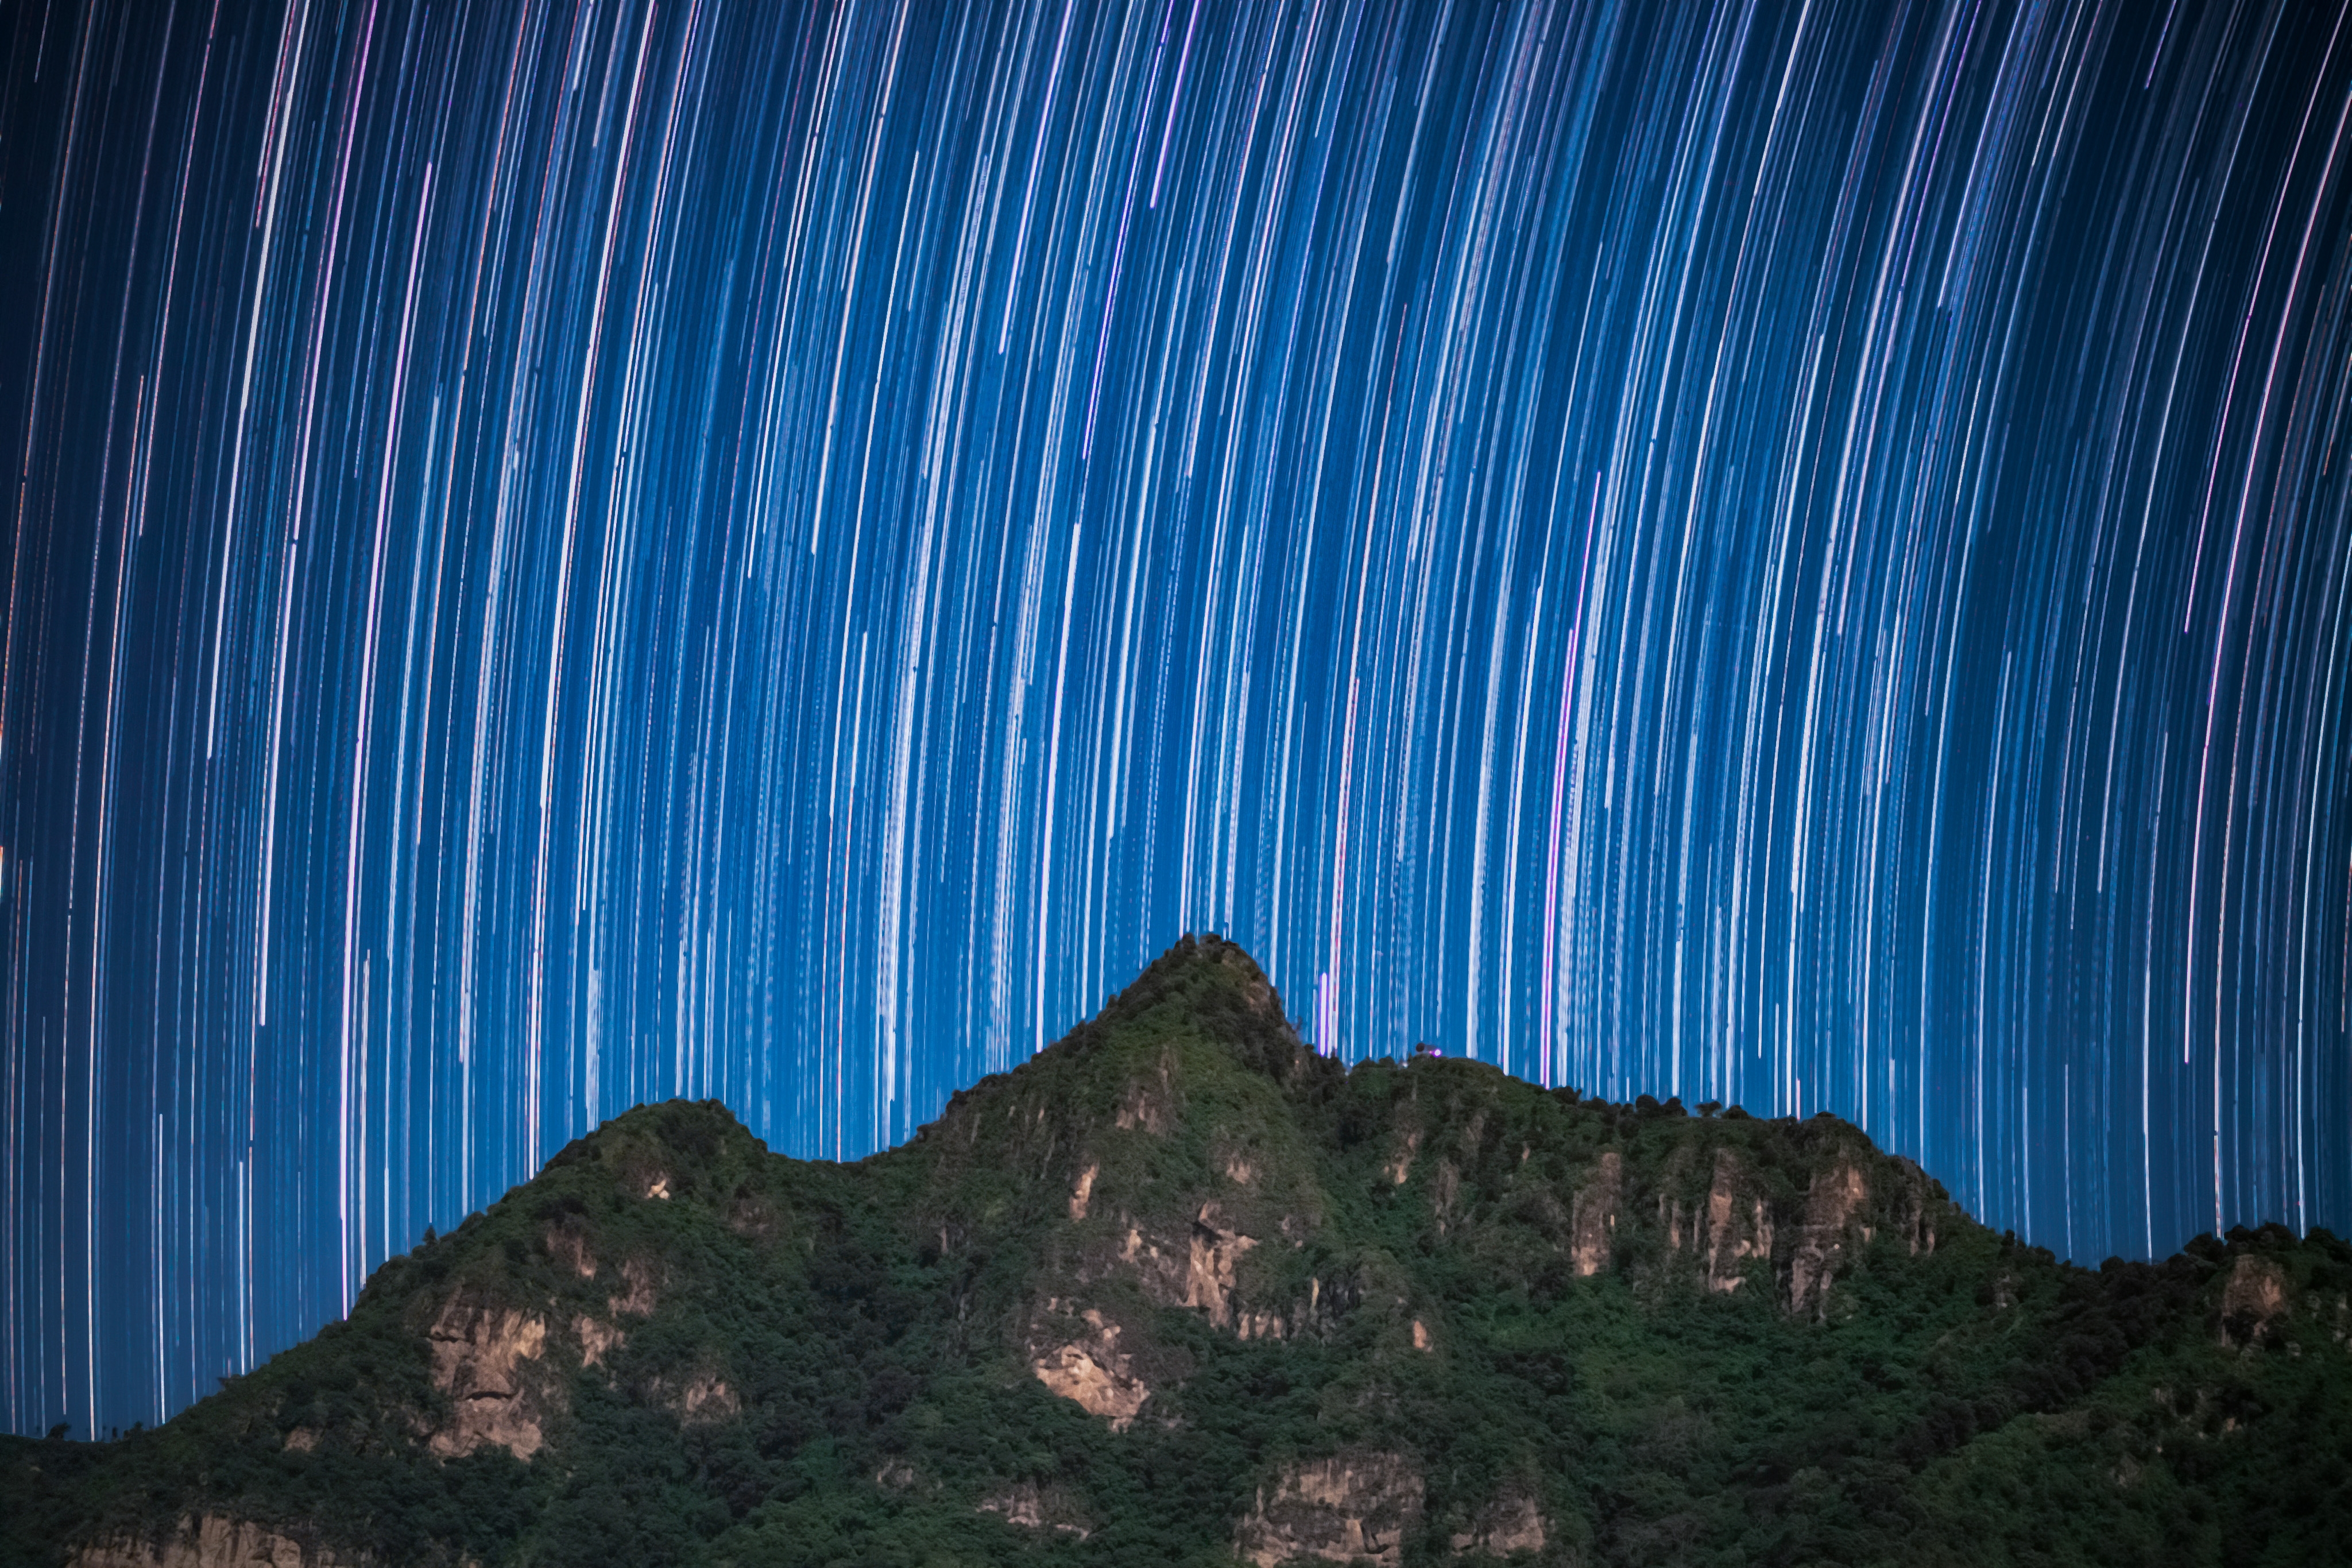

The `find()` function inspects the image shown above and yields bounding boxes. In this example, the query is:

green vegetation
[7,935,2349,1567]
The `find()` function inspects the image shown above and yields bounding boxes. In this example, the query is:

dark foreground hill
[7,937,2350,1567]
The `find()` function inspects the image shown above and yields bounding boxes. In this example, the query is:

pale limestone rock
[2220,1255,2289,1344]
[427,1300,552,1459]
[1570,1151,1622,1277]
[1030,1308,1151,1428]
[1449,1490,1547,1557]
[608,1257,659,1318]
[1700,1148,1773,1294]
[1430,1160,1463,1234]
[1113,1053,1175,1134]
[1786,1160,1869,1318]
[1886,1157,1938,1256]
[1235,1450,1424,1567]
[1383,1128,1421,1186]
[574,1314,624,1369]
[545,1223,595,1279]
[976,1480,1092,1538]
[1112,1200,1264,1328]
[1069,1163,1098,1221]
[1236,1306,1289,1341]
[1184,1201,1259,1327]
[662,1372,741,1425]
[71,1515,366,1568]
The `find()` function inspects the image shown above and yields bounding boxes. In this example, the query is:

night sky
[4,0,2350,1441]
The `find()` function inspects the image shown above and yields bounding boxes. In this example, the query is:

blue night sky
[3,0,2349,1439]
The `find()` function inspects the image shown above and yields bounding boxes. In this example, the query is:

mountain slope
[7,935,2349,1567]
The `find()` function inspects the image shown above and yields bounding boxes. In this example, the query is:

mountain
[7,935,2349,1567]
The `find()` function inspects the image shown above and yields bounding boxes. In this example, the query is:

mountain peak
[13,943,2350,1567]
[534,1095,768,1208]
[1041,931,1313,1079]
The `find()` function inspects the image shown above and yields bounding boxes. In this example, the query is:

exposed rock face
[427,1299,552,1459]
[72,1515,366,1567]
[1106,1199,1264,1330]
[2221,1255,2289,1344]
[1030,1307,1152,1428]
[1699,1148,1773,1293]
[1430,1159,1464,1234]
[574,1314,624,1369]
[544,1220,596,1279]
[1113,1053,1175,1134]
[29,939,2352,1568]
[1570,1151,1622,1277]
[1384,1126,1421,1186]
[1183,1201,1260,1326]
[1235,1305,1290,1341]
[976,1480,1092,1538]
[1887,1156,1939,1255]
[1651,1140,1909,1311]
[608,1258,659,1318]
[1449,1489,1547,1557]
[1235,1450,1424,1567]
[660,1372,741,1425]
[1786,1160,1870,1318]
[1236,1256,1361,1341]
[29,944,2345,1568]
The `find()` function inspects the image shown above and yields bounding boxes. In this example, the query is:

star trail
[4,0,2350,1439]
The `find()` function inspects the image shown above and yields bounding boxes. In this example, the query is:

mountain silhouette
[8,935,2347,1566]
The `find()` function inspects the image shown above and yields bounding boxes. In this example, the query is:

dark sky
[3,0,2349,1439]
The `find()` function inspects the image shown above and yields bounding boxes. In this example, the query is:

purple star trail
[3,0,2349,1439]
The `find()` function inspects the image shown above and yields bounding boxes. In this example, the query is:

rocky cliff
[6,935,2349,1568]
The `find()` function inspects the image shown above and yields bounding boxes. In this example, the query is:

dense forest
[7,936,2348,1566]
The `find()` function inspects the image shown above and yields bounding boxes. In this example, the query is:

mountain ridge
[7,934,2348,1566]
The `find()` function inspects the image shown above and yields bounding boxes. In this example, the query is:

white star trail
[2,0,2350,1439]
